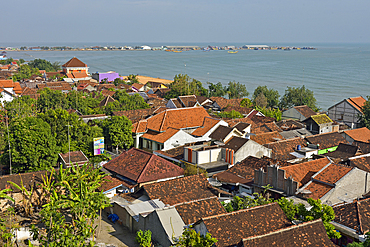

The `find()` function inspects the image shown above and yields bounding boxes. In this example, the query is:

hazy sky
[2,0,369,44]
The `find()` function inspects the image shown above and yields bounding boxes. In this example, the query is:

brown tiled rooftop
[264,137,307,161]
[198,202,291,247]
[223,136,249,152]
[192,117,221,137]
[223,105,254,115]
[349,155,370,172]
[276,119,305,131]
[227,117,254,128]
[347,96,366,114]
[0,170,47,193]
[59,151,89,165]
[209,125,236,142]
[103,148,184,184]
[175,197,226,225]
[250,131,284,145]
[179,95,198,107]
[62,57,87,67]
[281,158,330,187]
[143,174,215,205]
[114,108,157,123]
[293,105,317,119]
[333,198,370,234]
[141,128,180,143]
[345,127,370,143]
[305,132,349,150]
[99,175,123,192]
[313,163,352,185]
[304,181,333,200]
[240,219,335,247]
[323,143,359,159]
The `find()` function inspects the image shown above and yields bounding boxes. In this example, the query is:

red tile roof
[313,163,352,185]
[145,107,210,132]
[293,105,317,119]
[178,95,198,107]
[304,181,333,200]
[349,155,370,173]
[264,137,307,161]
[62,57,87,67]
[100,175,123,192]
[197,202,291,247]
[143,174,215,205]
[250,131,284,145]
[305,132,349,150]
[192,117,222,137]
[58,151,89,166]
[281,158,331,187]
[103,148,184,184]
[175,197,226,225]
[347,96,366,114]
[210,96,243,109]
[72,72,89,78]
[132,120,148,133]
[345,127,370,143]
[114,108,159,124]
[141,128,180,143]
[227,117,254,128]
[240,219,335,247]
[333,198,370,234]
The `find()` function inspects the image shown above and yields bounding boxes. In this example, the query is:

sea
[4,42,370,110]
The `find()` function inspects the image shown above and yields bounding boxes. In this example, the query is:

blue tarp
[108,213,119,223]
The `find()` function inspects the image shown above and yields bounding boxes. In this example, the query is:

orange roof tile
[251,131,285,145]
[146,107,210,132]
[281,158,330,187]
[313,163,352,184]
[132,120,148,133]
[345,127,370,143]
[191,117,221,137]
[141,128,180,143]
[348,96,366,114]
[72,72,89,78]
[13,82,22,94]
[305,181,333,200]
[0,79,16,88]
[62,57,87,67]
[293,105,317,119]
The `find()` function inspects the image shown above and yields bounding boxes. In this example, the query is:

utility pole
[6,114,12,175]
[66,124,73,165]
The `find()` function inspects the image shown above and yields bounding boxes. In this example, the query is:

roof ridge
[136,153,156,183]
[172,196,218,207]
[241,218,323,242]
[159,110,168,132]
[356,200,364,234]
[201,202,279,221]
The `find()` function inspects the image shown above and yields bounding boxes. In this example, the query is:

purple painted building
[92,71,122,82]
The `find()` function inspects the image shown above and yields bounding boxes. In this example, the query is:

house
[209,97,243,111]
[250,131,285,145]
[302,114,338,135]
[223,105,263,118]
[62,57,91,82]
[58,151,89,167]
[346,153,370,173]
[305,131,349,155]
[240,219,335,247]
[279,128,312,140]
[132,107,227,151]
[141,174,220,206]
[342,127,370,144]
[209,125,244,144]
[193,202,292,247]
[131,83,145,92]
[252,122,283,135]
[328,96,366,128]
[100,175,125,198]
[263,137,307,161]
[92,71,122,83]
[282,105,317,121]
[103,148,184,192]
[98,95,115,107]
[332,198,370,245]
[113,107,165,124]
[36,82,72,93]
[322,143,360,161]
[223,136,271,161]
[153,88,171,98]
[276,119,306,131]
[0,79,22,104]
[166,95,201,109]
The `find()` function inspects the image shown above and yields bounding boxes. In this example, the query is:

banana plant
[7,176,34,217]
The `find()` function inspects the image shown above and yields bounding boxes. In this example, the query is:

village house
[58,151,89,168]
[193,202,292,247]
[281,105,317,121]
[342,127,370,144]
[166,95,201,109]
[263,137,308,161]
[209,125,244,144]
[62,57,91,82]
[209,97,243,111]
[0,79,22,104]
[302,114,338,135]
[103,148,184,193]
[328,96,366,129]
[305,131,349,155]
[132,107,228,151]
[332,198,370,245]
[92,71,122,83]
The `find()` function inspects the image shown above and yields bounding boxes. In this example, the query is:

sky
[1,0,370,44]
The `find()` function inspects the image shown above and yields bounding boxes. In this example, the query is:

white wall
[234,140,271,163]
[163,130,201,151]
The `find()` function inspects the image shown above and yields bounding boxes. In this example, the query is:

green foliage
[360,96,370,129]
[30,164,110,247]
[0,58,14,65]
[226,81,249,99]
[240,98,253,108]
[1,117,58,173]
[184,164,208,177]
[175,227,218,247]
[28,58,61,72]
[11,64,40,81]
[136,230,152,247]
[37,88,69,112]
[4,96,37,119]
[255,92,268,108]
[347,233,370,247]
[99,116,133,151]
[207,82,226,97]
[253,86,280,108]
[113,78,126,86]
[165,74,208,99]
[0,207,19,247]
[279,85,319,111]
[216,110,243,119]
[127,74,139,85]
[255,106,282,121]
[276,197,297,221]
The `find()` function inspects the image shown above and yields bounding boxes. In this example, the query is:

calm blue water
[5,42,370,110]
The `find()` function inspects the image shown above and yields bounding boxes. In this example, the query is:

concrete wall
[234,140,271,163]
[328,100,362,128]
[166,100,178,109]
[195,148,223,164]
[112,203,132,231]
[163,130,207,151]
[194,221,209,237]
[321,168,370,206]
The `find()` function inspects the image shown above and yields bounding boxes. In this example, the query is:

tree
[360,96,370,129]
[28,58,60,72]
[127,74,139,85]
[175,228,217,247]
[37,88,69,112]
[4,95,37,120]
[207,82,226,97]
[347,233,370,246]
[1,117,58,173]
[165,74,208,99]
[279,85,319,111]
[255,92,268,108]
[11,64,40,81]
[226,81,249,99]
[100,116,133,152]
[240,98,253,108]
[216,110,243,119]
[252,86,280,108]
[136,230,152,247]
[255,106,282,121]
